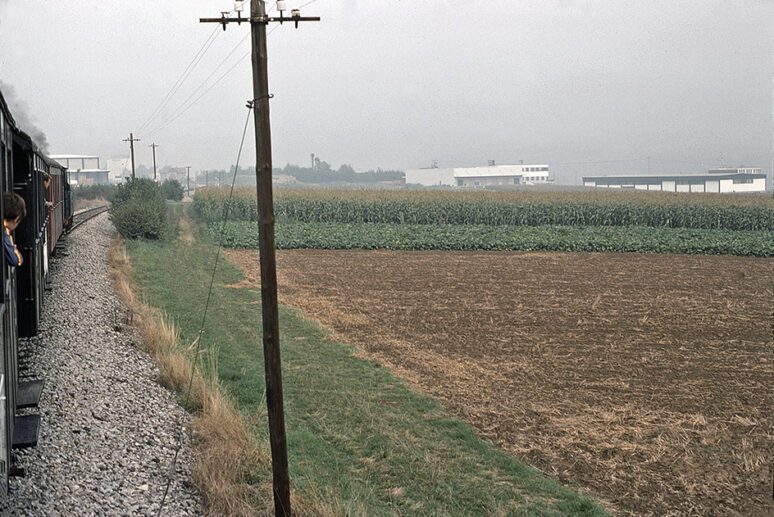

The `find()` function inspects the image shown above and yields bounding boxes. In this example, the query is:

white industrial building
[405,164,551,187]
[106,157,131,183]
[49,154,111,185]
[583,167,766,193]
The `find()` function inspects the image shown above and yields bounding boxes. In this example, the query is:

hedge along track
[68,205,109,233]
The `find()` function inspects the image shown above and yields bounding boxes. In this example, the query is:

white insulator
[277,0,287,12]
[234,1,245,12]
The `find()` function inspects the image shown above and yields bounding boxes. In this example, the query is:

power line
[144,49,251,137]
[145,25,280,138]
[144,32,251,135]
[138,23,223,132]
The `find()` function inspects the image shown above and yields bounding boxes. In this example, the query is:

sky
[0,0,772,184]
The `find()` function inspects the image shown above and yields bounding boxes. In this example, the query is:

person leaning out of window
[42,173,53,208]
[3,192,25,267]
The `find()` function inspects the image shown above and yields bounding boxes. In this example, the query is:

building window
[732,178,753,184]
[513,178,519,184]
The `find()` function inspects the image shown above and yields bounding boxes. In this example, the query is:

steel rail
[68,205,109,233]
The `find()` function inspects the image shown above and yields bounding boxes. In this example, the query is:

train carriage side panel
[11,131,44,338]
[44,159,66,254]
[63,166,72,230]
[0,87,15,501]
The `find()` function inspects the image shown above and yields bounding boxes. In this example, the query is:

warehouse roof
[584,174,766,182]
[454,165,549,178]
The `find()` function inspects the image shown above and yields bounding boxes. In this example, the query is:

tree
[109,178,166,239]
[162,179,184,201]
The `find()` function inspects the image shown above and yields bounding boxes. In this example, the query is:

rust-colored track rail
[68,205,109,233]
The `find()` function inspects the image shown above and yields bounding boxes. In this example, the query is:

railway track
[69,205,109,233]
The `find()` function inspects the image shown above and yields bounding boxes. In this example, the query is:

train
[0,86,73,502]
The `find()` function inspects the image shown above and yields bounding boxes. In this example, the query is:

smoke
[0,80,50,153]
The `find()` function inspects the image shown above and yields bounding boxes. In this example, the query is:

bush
[162,179,185,201]
[110,178,166,239]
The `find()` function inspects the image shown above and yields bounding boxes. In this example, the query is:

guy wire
[156,103,255,517]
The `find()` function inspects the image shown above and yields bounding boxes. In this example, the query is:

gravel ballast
[5,214,202,515]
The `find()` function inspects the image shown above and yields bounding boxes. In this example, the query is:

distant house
[583,167,766,193]
[405,164,552,187]
[49,154,110,186]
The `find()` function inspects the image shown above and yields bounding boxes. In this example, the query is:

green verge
[126,204,607,516]
[211,220,774,256]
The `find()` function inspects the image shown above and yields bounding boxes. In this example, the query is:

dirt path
[225,248,774,516]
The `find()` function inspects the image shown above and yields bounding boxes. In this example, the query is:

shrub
[162,179,185,201]
[110,178,166,239]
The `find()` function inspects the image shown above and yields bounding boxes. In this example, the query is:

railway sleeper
[12,414,41,449]
[16,379,44,409]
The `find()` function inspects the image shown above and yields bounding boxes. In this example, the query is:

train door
[11,133,40,338]
[0,97,11,501]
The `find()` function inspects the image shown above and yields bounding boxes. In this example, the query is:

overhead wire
[144,24,280,139]
[141,2,283,139]
[138,23,224,133]
[144,33,252,137]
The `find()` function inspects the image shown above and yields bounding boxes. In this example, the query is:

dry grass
[109,237,273,516]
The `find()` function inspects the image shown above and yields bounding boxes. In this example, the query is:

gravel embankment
[5,214,202,516]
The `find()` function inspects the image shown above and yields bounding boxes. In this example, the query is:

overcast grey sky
[0,1,772,183]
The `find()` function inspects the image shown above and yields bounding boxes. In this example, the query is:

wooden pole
[123,133,140,179]
[250,1,291,515]
[150,143,158,180]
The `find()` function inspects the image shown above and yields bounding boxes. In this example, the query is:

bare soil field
[225,248,774,516]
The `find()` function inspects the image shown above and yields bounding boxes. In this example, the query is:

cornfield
[193,187,774,231]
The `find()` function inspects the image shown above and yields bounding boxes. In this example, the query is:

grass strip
[211,220,774,256]
[109,207,272,516]
[124,204,607,516]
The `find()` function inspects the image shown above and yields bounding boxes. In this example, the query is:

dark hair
[43,173,51,183]
[3,192,26,221]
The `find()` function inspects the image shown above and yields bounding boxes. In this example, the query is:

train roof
[1,86,58,167]
[43,155,66,170]
[0,87,18,127]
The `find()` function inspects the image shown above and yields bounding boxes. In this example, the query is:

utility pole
[201,4,319,516]
[186,166,191,196]
[206,170,208,187]
[123,132,140,179]
[150,143,159,181]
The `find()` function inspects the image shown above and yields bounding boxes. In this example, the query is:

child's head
[43,173,51,188]
[4,192,26,230]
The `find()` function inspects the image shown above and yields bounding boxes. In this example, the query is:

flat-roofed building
[405,164,551,187]
[583,169,766,193]
[49,154,111,185]
[707,167,762,176]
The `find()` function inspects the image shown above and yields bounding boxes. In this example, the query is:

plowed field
[225,249,773,516]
